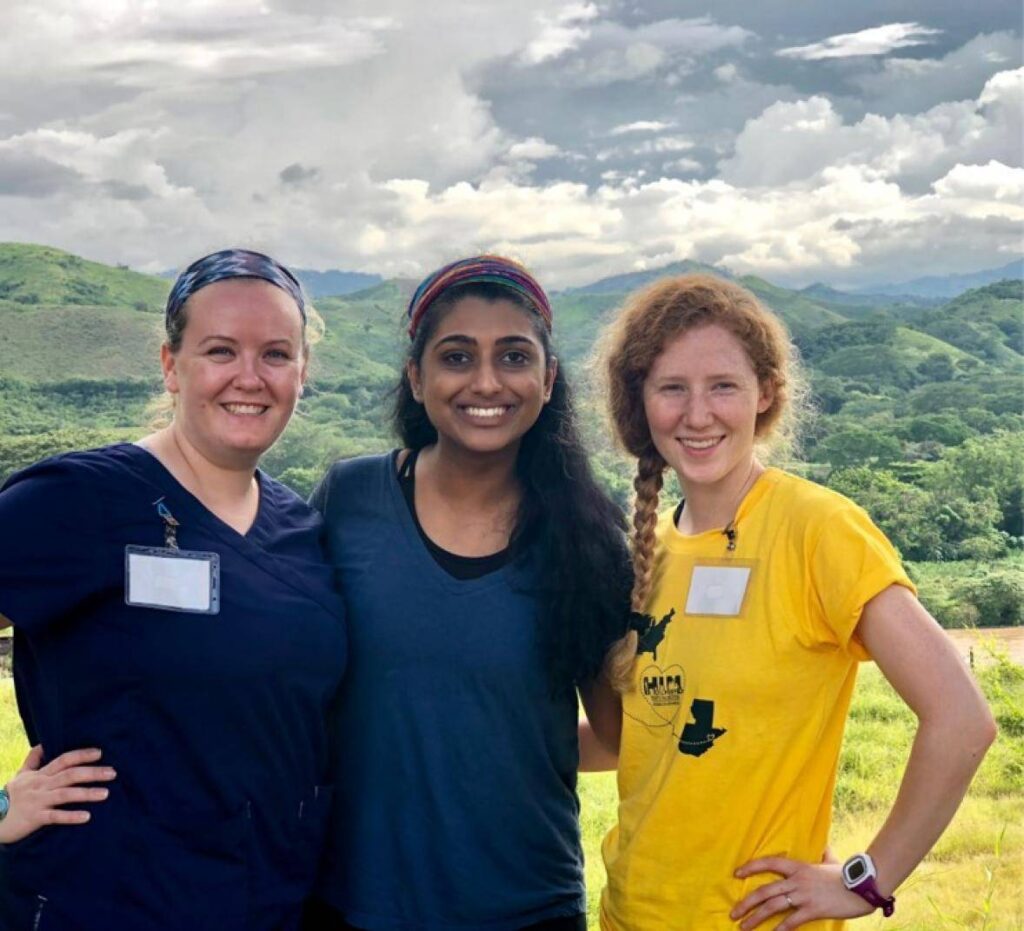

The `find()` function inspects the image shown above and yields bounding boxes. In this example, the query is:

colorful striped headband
[406,255,552,338]
[165,249,306,328]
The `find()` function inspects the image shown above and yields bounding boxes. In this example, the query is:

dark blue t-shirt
[0,444,347,931]
[310,453,585,931]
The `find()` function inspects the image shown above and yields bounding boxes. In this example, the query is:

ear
[160,343,179,394]
[756,380,774,414]
[543,355,558,404]
[406,359,424,404]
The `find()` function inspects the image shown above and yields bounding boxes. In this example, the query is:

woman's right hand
[0,746,116,844]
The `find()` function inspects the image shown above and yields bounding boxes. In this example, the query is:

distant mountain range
[851,259,1024,300]
[139,248,1023,302]
[292,268,383,298]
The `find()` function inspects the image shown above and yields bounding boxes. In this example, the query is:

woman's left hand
[730,857,873,930]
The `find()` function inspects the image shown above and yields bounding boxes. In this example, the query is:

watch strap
[850,876,895,917]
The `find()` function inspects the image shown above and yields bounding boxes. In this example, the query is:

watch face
[847,860,866,881]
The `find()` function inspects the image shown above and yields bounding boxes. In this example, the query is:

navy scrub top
[0,443,347,931]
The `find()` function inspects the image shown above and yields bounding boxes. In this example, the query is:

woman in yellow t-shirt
[592,274,996,931]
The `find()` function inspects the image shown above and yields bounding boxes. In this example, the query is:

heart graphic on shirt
[636,663,686,728]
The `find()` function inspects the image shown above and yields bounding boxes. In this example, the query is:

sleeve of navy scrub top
[0,457,106,633]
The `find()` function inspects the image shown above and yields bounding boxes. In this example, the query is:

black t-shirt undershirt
[397,448,510,580]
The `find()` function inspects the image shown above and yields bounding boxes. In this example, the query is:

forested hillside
[1,243,1021,626]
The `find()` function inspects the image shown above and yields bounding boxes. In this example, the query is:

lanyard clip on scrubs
[154,498,180,550]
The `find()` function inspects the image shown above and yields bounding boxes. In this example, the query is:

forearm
[578,676,622,772]
[867,713,995,896]
[578,719,619,772]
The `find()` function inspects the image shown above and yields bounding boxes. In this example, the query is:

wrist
[842,852,896,918]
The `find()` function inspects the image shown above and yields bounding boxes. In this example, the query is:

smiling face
[408,295,555,460]
[161,278,307,470]
[643,323,773,498]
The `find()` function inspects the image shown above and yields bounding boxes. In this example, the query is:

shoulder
[309,451,397,516]
[761,468,870,533]
[1,443,137,497]
[324,451,395,485]
[763,471,904,581]
[257,471,321,524]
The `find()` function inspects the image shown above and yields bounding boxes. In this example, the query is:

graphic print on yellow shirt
[601,469,915,931]
[633,605,729,759]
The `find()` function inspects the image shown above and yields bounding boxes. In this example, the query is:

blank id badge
[684,559,757,618]
[125,545,221,615]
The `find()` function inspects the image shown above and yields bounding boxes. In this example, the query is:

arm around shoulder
[578,675,622,772]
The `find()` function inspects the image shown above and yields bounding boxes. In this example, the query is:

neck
[418,439,520,511]
[140,425,258,508]
[677,457,764,536]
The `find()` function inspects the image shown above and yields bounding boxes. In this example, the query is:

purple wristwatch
[842,853,895,917]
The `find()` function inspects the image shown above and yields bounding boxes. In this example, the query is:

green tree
[813,428,901,469]
[916,352,955,382]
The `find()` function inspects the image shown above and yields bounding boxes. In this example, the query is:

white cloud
[0,3,1018,290]
[720,69,1022,191]
[507,137,563,160]
[610,120,672,135]
[662,157,701,173]
[854,32,1022,116]
[536,16,752,87]
[521,2,599,64]
[778,22,941,61]
[0,2,394,86]
[932,160,1024,202]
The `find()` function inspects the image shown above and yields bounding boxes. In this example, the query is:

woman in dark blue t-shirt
[0,250,346,931]
[306,256,629,931]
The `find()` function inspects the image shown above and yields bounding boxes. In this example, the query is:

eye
[502,349,532,366]
[712,381,737,392]
[265,348,293,362]
[661,383,686,394]
[441,350,472,366]
[206,345,234,358]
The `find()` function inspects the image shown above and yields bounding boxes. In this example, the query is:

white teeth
[682,437,720,449]
[223,404,267,415]
[464,406,509,418]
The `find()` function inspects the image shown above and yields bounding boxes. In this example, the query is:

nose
[232,353,266,391]
[683,390,714,428]
[470,360,502,395]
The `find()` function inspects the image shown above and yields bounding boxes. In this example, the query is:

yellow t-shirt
[600,468,914,931]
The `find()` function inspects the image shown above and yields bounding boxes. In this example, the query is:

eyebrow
[432,334,537,348]
[651,372,740,382]
[197,335,295,346]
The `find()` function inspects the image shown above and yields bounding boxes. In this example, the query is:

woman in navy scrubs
[305,256,628,931]
[0,250,347,931]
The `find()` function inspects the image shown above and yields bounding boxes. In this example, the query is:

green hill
[0,243,168,310]
[738,275,846,335]
[1,247,1021,553]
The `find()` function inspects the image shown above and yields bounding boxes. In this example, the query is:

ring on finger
[784,893,795,909]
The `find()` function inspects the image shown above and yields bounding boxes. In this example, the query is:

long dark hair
[392,282,630,687]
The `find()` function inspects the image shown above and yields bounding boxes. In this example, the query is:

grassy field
[0,645,1020,929]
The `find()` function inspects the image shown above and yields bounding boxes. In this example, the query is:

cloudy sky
[0,0,1020,288]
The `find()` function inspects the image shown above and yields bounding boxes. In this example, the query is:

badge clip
[154,498,180,550]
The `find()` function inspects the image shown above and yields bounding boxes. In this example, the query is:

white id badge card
[125,545,221,615]
[684,561,755,617]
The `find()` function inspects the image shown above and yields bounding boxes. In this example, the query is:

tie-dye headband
[406,255,552,338]
[165,249,306,327]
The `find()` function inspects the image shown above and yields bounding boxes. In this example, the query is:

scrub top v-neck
[0,443,347,931]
